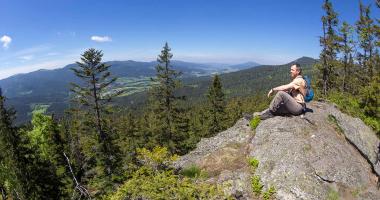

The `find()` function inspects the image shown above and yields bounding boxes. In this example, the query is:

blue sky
[0,0,378,79]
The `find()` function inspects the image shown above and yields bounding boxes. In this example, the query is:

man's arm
[273,83,296,92]
[267,83,296,97]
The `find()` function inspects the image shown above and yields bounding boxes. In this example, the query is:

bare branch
[63,152,92,200]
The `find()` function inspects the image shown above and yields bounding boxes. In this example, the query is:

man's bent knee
[277,91,287,96]
[270,91,286,112]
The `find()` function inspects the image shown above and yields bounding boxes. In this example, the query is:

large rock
[175,118,255,199]
[176,101,380,200]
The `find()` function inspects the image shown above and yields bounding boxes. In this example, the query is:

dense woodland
[0,0,379,199]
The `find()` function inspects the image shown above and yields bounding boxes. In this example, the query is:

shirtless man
[255,63,307,120]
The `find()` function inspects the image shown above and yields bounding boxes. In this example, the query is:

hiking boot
[259,109,275,120]
[253,112,260,117]
[243,113,253,121]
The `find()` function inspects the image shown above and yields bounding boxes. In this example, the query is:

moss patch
[250,116,261,130]
[327,187,340,200]
[328,114,344,135]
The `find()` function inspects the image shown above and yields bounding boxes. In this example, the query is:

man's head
[290,63,302,79]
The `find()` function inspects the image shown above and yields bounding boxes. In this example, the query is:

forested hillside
[0,60,260,123]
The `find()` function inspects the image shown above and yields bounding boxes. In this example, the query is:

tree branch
[63,152,92,200]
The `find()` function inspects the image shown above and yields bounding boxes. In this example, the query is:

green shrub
[250,116,261,130]
[327,187,339,200]
[180,164,202,178]
[251,175,263,195]
[248,157,276,198]
[248,157,259,171]
[364,117,380,135]
[263,185,276,200]
[106,147,228,200]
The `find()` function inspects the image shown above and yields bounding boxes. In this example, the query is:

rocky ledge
[175,101,380,200]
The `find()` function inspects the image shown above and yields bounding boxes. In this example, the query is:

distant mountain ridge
[0,57,316,124]
[175,56,318,99]
[0,60,261,97]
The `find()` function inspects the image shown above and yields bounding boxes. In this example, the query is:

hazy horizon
[0,55,318,80]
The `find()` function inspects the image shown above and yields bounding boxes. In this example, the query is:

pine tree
[0,88,23,199]
[318,0,341,95]
[70,48,123,195]
[150,42,187,154]
[356,1,376,82]
[118,112,139,161]
[206,74,227,137]
[71,48,122,140]
[338,21,355,92]
[171,105,191,155]
[226,97,243,126]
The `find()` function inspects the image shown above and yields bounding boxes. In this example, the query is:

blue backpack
[303,76,314,102]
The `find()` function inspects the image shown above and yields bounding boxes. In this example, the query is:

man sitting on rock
[251,63,306,120]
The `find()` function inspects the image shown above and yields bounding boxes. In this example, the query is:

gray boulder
[176,101,380,200]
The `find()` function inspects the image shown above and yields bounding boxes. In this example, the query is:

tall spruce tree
[150,42,187,154]
[70,48,123,195]
[356,1,376,82]
[206,74,227,137]
[71,48,120,140]
[338,21,356,92]
[318,0,340,95]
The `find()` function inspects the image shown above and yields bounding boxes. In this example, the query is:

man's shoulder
[292,76,306,85]
[295,75,304,80]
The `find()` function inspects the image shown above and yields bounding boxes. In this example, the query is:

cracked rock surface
[176,101,380,199]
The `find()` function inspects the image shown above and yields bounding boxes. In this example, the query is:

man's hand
[267,89,274,98]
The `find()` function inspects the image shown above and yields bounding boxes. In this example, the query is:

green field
[111,76,157,97]
[30,103,51,115]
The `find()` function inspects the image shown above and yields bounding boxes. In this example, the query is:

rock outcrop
[175,101,380,200]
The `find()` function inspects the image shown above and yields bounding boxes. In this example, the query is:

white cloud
[91,35,112,42]
[19,55,34,61]
[0,35,12,49]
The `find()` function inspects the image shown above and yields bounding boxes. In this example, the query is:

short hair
[292,63,302,75]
